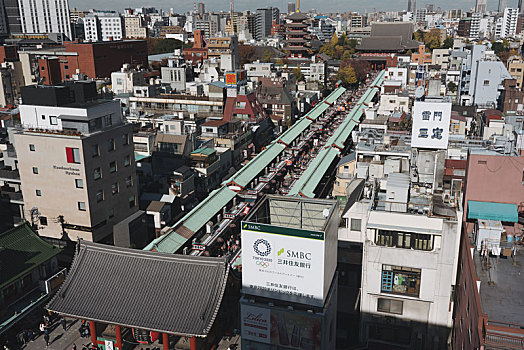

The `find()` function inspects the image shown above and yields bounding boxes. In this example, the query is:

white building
[498,7,518,38]
[18,0,72,39]
[338,126,463,349]
[111,64,146,95]
[84,12,123,42]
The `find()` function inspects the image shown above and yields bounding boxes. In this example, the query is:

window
[124,155,130,167]
[111,182,119,195]
[483,80,489,86]
[74,179,84,188]
[32,167,38,174]
[29,144,35,151]
[41,115,45,120]
[381,265,421,297]
[122,133,129,145]
[125,175,133,187]
[36,189,41,196]
[375,230,434,251]
[66,147,81,164]
[50,116,58,125]
[350,218,362,231]
[129,195,136,208]
[107,138,115,151]
[104,114,112,127]
[377,298,403,315]
[78,201,86,211]
[40,216,48,226]
[109,161,117,173]
[94,188,104,202]
[108,208,114,219]
[94,167,101,180]
[92,144,99,157]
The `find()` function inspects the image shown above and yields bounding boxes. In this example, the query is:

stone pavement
[23,318,89,350]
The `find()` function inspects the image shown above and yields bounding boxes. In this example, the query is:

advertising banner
[241,222,325,307]
[241,305,271,344]
[411,101,451,149]
[241,304,322,350]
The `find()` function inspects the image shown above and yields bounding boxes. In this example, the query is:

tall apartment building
[500,7,518,38]
[84,12,123,42]
[350,14,367,28]
[17,0,71,38]
[123,15,147,38]
[14,82,138,243]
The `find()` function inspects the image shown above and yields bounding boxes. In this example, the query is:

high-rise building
[84,11,123,42]
[519,0,524,13]
[500,7,518,38]
[16,0,72,38]
[256,8,273,39]
[197,2,205,15]
[475,0,487,13]
[2,0,22,34]
[407,0,416,13]
[287,1,295,13]
[498,0,509,13]
[14,82,139,243]
[123,16,147,38]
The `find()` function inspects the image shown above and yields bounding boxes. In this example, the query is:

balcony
[0,168,20,181]
[485,321,524,350]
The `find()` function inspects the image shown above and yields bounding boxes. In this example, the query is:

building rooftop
[0,223,61,290]
[47,241,229,337]
[473,245,524,325]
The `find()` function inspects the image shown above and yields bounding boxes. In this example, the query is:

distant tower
[475,0,487,13]
[520,0,524,13]
[288,2,296,14]
[498,0,508,12]
[229,0,235,34]
[407,0,416,13]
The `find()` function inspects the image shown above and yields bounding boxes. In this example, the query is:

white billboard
[411,101,452,149]
[241,222,326,307]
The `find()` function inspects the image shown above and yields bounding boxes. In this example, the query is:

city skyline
[69,0,520,13]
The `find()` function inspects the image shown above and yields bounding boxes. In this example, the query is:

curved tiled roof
[47,241,229,337]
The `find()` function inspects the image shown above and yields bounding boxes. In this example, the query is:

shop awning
[467,201,518,222]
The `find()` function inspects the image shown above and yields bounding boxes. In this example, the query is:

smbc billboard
[241,222,326,307]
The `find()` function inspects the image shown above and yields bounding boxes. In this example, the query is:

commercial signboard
[411,101,451,149]
[241,304,271,344]
[241,222,326,307]
[241,303,322,350]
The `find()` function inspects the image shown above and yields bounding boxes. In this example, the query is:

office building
[288,1,295,14]
[256,8,273,39]
[16,0,72,39]
[14,82,139,243]
[3,0,22,34]
[197,2,205,15]
[123,16,147,38]
[475,0,487,13]
[84,11,123,42]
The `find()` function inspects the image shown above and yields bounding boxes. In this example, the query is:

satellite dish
[322,209,330,218]
[415,86,425,99]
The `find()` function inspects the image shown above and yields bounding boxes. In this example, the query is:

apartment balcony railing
[485,321,524,350]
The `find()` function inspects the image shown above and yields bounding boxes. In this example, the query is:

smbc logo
[253,239,271,256]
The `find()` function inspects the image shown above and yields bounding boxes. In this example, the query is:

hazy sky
[68,0,518,13]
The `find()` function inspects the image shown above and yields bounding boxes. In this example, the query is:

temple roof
[47,241,229,337]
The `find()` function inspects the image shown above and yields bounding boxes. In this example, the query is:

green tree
[447,81,457,93]
[262,49,275,63]
[336,62,357,87]
[441,36,453,49]
[292,67,304,81]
